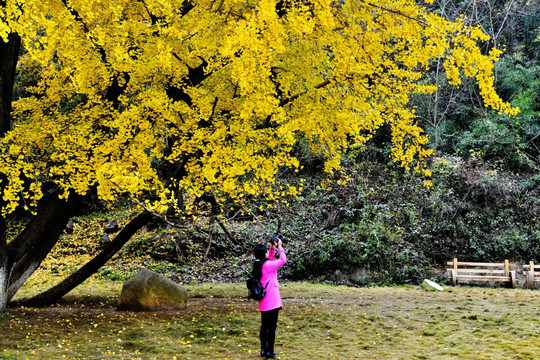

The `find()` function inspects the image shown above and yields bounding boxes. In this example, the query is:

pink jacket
[258,246,286,311]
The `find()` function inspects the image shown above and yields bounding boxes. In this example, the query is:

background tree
[0,0,517,312]
[414,0,539,160]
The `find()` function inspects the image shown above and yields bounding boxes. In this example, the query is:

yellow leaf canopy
[0,0,517,214]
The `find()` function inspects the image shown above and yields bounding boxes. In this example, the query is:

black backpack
[246,274,267,300]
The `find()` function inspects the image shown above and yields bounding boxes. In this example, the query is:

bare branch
[358,0,427,25]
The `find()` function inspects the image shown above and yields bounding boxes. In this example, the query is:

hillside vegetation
[17,148,539,290]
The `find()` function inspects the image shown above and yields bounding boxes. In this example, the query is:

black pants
[260,308,280,353]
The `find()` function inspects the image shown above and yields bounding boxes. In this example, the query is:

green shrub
[280,154,539,284]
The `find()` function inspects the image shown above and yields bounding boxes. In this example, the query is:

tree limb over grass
[10,211,153,308]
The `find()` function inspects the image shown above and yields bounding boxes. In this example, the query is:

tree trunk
[0,29,21,312]
[1,189,80,311]
[0,32,21,137]
[0,215,8,311]
[11,211,153,307]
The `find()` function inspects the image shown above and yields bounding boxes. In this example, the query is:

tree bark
[0,27,21,313]
[5,189,80,302]
[0,189,80,313]
[0,214,8,311]
[11,211,153,307]
[0,32,21,137]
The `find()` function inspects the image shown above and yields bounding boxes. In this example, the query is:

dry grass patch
[2,281,540,359]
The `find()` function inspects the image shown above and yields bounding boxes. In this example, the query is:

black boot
[260,348,268,358]
[266,352,280,359]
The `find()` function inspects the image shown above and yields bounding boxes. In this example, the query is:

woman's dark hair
[254,244,268,260]
[252,244,268,279]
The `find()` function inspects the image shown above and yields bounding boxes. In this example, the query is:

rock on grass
[118,269,187,311]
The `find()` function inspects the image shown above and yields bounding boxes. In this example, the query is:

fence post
[527,261,535,290]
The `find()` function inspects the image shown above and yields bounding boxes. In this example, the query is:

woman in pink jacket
[252,238,286,359]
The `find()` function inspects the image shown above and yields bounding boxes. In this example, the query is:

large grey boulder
[118,269,187,311]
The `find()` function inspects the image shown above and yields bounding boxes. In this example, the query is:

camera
[270,233,282,245]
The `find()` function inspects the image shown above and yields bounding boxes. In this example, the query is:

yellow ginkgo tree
[0,0,517,312]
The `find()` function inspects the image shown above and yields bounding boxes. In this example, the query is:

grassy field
[1,279,540,360]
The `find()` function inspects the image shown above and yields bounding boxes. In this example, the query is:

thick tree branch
[10,211,153,307]
[6,188,80,301]
[167,57,210,106]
